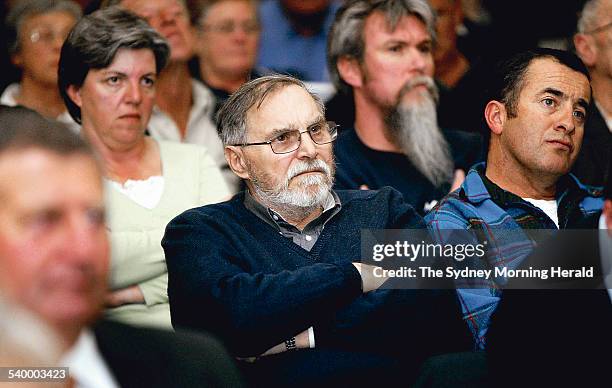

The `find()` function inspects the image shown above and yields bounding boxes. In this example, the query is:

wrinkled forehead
[521,58,591,102]
[245,84,324,138]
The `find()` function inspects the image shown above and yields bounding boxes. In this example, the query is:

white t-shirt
[107,176,164,209]
[60,330,119,388]
[523,198,559,228]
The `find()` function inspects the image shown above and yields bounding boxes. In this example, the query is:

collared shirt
[146,79,239,192]
[60,330,119,388]
[243,189,341,252]
[0,83,81,134]
[243,189,342,348]
[426,162,604,348]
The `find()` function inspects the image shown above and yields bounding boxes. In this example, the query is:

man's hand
[352,263,387,293]
[105,285,145,307]
[258,329,311,357]
[450,169,465,192]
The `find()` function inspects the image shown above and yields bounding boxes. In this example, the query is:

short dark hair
[58,6,170,124]
[488,48,590,118]
[0,105,93,157]
[483,48,591,151]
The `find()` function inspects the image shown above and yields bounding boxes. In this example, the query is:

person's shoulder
[424,189,473,229]
[93,320,244,387]
[170,193,243,224]
[338,186,422,224]
[336,186,400,203]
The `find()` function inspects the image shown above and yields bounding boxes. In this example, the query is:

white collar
[60,330,119,388]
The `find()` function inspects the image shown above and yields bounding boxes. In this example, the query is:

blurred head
[194,0,259,84]
[105,0,196,63]
[59,7,169,147]
[428,0,463,65]
[0,106,108,342]
[484,49,591,179]
[6,0,81,86]
[281,0,331,14]
[218,75,336,217]
[574,0,612,84]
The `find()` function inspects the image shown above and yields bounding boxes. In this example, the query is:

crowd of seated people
[0,0,609,386]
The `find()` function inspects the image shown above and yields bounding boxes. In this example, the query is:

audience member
[0,105,243,387]
[572,0,611,186]
[257,0,340,82]
[429,0,468,88]
[162,75,471,386]
[102,0,240,192]
[58,7,230,329]
[2,0,81,133]
[425,48,604,348]
[327,0,482,214]
[188,0,266,117]
[486,168,611,387]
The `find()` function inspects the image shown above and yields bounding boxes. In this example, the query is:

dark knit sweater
[163,187,471,359]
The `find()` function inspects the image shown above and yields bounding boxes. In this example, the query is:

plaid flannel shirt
[425,162,603,349]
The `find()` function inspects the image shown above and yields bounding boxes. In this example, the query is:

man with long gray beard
[162,75,472,386]
[329,0,482,214]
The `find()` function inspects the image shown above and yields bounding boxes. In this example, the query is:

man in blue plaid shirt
[425,48,604,349]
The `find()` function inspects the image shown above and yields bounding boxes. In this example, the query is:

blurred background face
[12,11,77,86]
[281,0,330,14]
[429,0,462,64]
[198,0,259,79]
[120,0,195,62]
[0,149,108,331]
[70,48,157,148]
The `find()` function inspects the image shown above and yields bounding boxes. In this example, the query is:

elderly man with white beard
[162,75,472,386]
[329,0,483,214]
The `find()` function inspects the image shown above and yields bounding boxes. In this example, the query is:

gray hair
[58,6,170,124]
[217,74,325,146]
[5,0,82,55]
[577,0,604,33]
[328,0,436,93]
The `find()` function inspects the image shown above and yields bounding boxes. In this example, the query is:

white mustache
[286,159,332,181]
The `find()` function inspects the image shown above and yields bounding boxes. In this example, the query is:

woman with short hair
[59,6,230,329]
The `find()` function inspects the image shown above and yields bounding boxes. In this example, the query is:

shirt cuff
[308,327,315,348]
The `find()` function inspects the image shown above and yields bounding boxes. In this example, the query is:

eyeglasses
[585,20,612,35]
[200,21,260,35]
[235,121,338,154]
[28,27,71,44]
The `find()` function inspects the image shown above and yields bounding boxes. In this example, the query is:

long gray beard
[386,78,454,187]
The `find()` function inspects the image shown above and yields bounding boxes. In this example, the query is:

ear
[573,34,597,67]
[337,55,364,88]
[10,52,23,68]
[484,100,507,136]
[66,84,83,108]
[224,146,250,180]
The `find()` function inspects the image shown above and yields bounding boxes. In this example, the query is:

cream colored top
[104,140,231,328]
